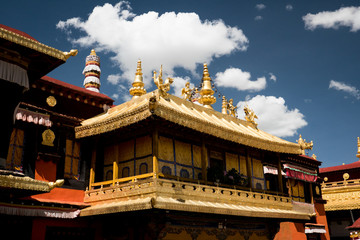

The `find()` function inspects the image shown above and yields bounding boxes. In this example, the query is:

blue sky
[3,0,360,168]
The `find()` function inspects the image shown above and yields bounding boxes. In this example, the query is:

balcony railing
[322,179,360,189]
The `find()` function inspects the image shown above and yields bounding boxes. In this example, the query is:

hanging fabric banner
[283,163,317,182]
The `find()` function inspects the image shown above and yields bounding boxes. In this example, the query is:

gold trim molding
[0,27,75,61]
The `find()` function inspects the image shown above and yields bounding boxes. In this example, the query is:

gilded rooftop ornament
[198,63,216,108]
[181,82,194,101]
[222,96,227,114]
[221,96,237,117]
[129,60,146,98]
[227,99,237,117]
[297,134,313,154]
[63,49,78,60]
[244,105,258,127]
[153,65,173,98]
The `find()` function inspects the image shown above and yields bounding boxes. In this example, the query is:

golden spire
[198,63,216,108]
[357,137,360,160]
[90,49,96,55]
[222,96,227,114]
[129,60,146,98]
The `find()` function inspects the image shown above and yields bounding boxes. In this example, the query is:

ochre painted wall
[315,202,330,240]
[273,222,307,240]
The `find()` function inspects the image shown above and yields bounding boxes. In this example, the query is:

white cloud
[255,16,263,21]
[303,6,360,32]
[215,68,266,92]
[107,74,122,85]
[329,80,360,99]
[111,93,119,99]
[285,4,293,11]
[269,73,277,82]
[57,1,249,89]
[255,4,266,11]
[237,95,307,137]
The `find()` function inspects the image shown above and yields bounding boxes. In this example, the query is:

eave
[75,90,302,155]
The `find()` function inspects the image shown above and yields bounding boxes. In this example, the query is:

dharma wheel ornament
[198,63,216,108]
[83,49,101,93]
[129,60,146,98]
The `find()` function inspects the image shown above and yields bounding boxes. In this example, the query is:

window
[161,166,171,175]
[122,167,130,178]
[180,169,190,178]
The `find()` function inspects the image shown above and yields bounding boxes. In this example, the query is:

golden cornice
[0,27,76,61]
[0,174,64,192]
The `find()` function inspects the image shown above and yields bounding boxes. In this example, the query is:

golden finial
[244,105,258,127]
[312,154,317,160]
[153,65,173,98]
[357,137,360,160]
[198,63,216,108]
[297,134,313,154]
[222,96,227,114]
[129,60,146,98]
[90,49,96,55]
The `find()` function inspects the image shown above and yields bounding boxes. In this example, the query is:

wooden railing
[322,178,360,189]
[85,177,296,210]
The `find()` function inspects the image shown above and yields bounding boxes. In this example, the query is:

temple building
[320,138,360,240]
[75,62,329,240]
[0,25,113,239]
[1,23,330,240]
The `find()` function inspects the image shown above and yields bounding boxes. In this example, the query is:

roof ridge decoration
[221,96,237,117]
[244,105,258,128]
[129,60,146,98]
[153,65,174,98]
[297,134,313,155]
[0,26,77,61]
[198,63,216,108]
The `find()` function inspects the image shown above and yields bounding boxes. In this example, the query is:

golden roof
[0,26,77,61]
[75,90,302,154]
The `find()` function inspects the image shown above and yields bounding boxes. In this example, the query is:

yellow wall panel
[225,152,238,171]
[175,140,192,166]
[159,136,174,161]
[193,145,201,168]
[136,135,152,158]
[119,139,134,162]
[239,155,247,176]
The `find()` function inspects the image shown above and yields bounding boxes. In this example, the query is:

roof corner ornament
[153,65,173,99]
[198,63,216,108]
[311,154,317,160]
[244,105,258,128]
[297,134,313,154]
[63,49,78,60]
[129,60,146,99]
[48,179,64,190]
